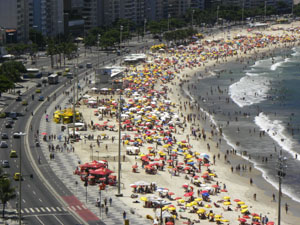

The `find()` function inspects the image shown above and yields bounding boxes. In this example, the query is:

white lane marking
[21,210,24,213]
[34,208,40,212]
[45,207,51,212]
[29,208,35,213]
[24,208,30,213]
[56,207,62,212]
[70,206,76,211]
[40,207,46,212]
[33,191,36,195]
[34,215,45,225]
[22,199,26,203]
[53,215,64,225]
[76,205,82,210]
[50,207,56,212]
[39,198,42,202]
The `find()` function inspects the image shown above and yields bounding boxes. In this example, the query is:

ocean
[185,46,300,204]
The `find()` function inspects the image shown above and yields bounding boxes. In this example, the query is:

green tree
[0,75,14,97]
[0,61,26,82]
[46,38,57,68]
[0,167,16,218]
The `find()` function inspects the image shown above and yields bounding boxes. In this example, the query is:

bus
[66,73,74,79]
[24,68,42,78]
[48,74,59,84]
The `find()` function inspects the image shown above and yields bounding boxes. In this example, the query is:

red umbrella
[243,215,250,219]
[193,175,199,179]
[130,185,137,188]
[266,222,274,225]
[175,197,181,200]
[41,132,47,135]
[212,185,219,188]
[251,213,259,217]
[182,184,189,188]
[234,199,241,202]
[166,222,174,225]
[252,222,261,225]
[220,189,228,192]
[168,192,175,195]
[132,165,138,169]
[184,167,190,170]
[184,192,194,197]
[238,218,246,222]
[204,163,210,167]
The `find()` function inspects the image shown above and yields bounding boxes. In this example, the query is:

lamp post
[33,25,38,66]
[168,14,171,31]
[18,132,26,225]
[120,25,123,56]
[116,82,123,197]
[277,150,287,225]
[97,34,101,68]
[192,10,195,28]
[99,190,102,217]
[143,18,147,40]
[72,67,76,140]
[216,5,220,26]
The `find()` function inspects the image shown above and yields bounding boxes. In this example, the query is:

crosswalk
[18,205,88,215]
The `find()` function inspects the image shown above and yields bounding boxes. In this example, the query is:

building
[32,0,64,37]
[0,0,31,42]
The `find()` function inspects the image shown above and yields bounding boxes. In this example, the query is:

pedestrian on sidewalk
[123,211,126,220]
[105,206,108,216]
[109,197,112,206]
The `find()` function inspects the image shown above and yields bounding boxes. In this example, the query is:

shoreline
[72,22,300,225]
[174,42,300,223]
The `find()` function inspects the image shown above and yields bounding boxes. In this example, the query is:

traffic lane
[25,213,76,225]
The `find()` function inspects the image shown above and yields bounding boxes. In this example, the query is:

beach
[69,21,300,225]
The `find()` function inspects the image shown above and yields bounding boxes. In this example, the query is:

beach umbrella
[178,199,185,203]
[237,201,245,205]
[222,219,229,222]
[168,192,175,196]
[140,197,148,201]
[174,197,181,200]
[241,209,249,214]
[266,222,274,225]
[223,201,231,205]
[204,204,212,208]
[197,208,206,214]
[238,218,247,223]
[214,215,222,218]
[241,205,248,209]
[243,215,250,219]
[223,196,230,200]
[234,199,241,202]
[194,198,202,202]
[184,192,194,197]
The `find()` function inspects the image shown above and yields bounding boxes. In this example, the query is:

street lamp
[99,190,102,217]
[115,81,123,197]
[97,34,101,68]
[143,18,147,39]
[120,25,123,56]
[168,14,171,31]
[191,10,195,28]
[18,132,26,225]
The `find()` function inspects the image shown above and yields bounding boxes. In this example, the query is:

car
[1,133,8,139]
[2,160,9,168]
[0,141,8,148]
[78,64,83,69]
[36,83,42,87]
[5,123,12,128]
[38,96,44,101]
[16,112,25,117]
[13,133,21,138]
[36,89,41,93]
[9,150,17,158]
[13,173,22,181]
[16,96,22,101]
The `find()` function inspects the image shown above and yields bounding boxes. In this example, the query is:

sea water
[187,47,300,204]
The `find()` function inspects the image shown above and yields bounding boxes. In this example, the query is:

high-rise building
[0,0,30,42]
[32,0,64,37]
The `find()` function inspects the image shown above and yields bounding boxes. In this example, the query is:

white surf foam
[229,74,270,108]
[254,112,299,160]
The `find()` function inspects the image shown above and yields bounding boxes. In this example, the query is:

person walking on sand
[253,193,256,201]
[123,211,127,220]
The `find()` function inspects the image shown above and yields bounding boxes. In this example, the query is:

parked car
[13,132,22,138]
[38,96,44,101]
[35,89,41,93]
[1,133,8,139]
[13,173,22,181]
[16,96,22,101]
[0,141,8,148]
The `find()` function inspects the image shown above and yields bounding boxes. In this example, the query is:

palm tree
[46,38,56,68]
[0,168,16,218]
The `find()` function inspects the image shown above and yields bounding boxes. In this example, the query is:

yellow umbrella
[204,204,212,208]
[253,216,261,220]
[241,209,249,214]
[178,199,185,203]
[222,219,229,222]
[237,201,245,205]
[140,197,148,201]
[162,206,169,211]
[223,196,231,200]
[168,207,176,211]
[186,203,193,207]
[197,209,206,214]
[241,205,248,209]
[223,201,231,205]
[214,215,222,218]
[194,198,202,202]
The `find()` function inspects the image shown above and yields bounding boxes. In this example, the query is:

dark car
[0,141,8,148]
[36,83,42,87]
[1,133,8,139]
[5,123,12,128]
[38,96,44,101]
[16,96,22,101]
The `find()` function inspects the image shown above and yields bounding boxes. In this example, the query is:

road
[0,37,155,224]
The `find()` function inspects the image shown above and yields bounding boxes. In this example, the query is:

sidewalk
[37,73,150,225]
